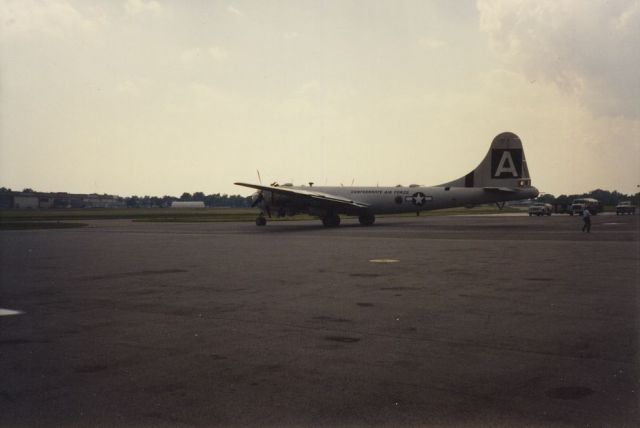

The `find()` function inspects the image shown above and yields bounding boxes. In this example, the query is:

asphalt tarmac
[1,213,638,427]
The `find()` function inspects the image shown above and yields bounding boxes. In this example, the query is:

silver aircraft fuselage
[259,185,538,217]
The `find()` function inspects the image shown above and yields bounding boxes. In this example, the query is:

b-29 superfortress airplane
[235,132,538,227]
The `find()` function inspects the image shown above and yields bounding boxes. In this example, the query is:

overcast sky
[1,0,639,197]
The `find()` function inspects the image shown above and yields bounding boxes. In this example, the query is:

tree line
[535,188,640,207]
[124,193,251,208]
[0,187,251,208]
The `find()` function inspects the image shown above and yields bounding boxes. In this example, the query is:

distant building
[13,195,39,209]
[0,191,125,209]
[0,193,12,209]
[83,194,126,208]
[171,201,205,208]
[38,196,55,208]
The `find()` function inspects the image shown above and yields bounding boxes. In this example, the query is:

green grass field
[0,205,525,224]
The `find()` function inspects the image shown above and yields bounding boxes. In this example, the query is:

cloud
[124,0,162,16]
[115,78,153,97]
[477,0,640,118]
[418,37,446,49]
[0,0,102,38]
[296,80,321,95]
[283,31,300,40]
[208,46,228,61]
[227,5,242,16]
[180,46,229,63]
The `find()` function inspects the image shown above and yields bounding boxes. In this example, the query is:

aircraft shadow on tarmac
[241,218,535,233]
[245,220,402,233]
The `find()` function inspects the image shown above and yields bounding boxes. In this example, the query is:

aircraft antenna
[256,170,262,184]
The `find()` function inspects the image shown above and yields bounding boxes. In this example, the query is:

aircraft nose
[530,186,540,198]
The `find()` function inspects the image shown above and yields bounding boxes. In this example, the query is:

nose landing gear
[255,215,267,226]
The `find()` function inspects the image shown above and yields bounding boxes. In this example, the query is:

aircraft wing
[234,182,370,209]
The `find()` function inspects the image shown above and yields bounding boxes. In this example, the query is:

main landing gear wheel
[321,213,341,227]
[358,213,375,226]
[255,216,267,226]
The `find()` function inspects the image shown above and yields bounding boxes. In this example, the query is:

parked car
[529,202,552,216]
[616,201,636,215]
[569,198,600,215]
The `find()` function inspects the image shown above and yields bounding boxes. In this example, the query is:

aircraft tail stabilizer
[438,132,532,189]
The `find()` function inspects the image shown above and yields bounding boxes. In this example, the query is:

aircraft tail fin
[438,132,533,189]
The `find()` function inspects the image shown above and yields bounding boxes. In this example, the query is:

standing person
[582,206,591,232]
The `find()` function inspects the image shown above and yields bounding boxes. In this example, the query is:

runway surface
[1,214,638,427]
